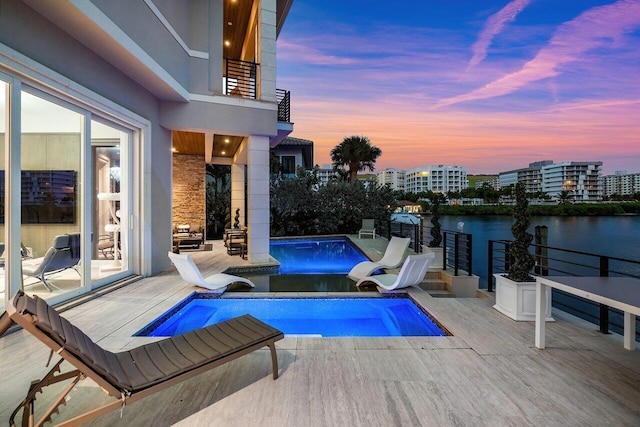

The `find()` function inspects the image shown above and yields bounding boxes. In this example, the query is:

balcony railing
[224,58,257,99]
[488,234,640,340]
[276,88,291,122]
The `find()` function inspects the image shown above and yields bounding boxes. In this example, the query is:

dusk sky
[276,0,640,175]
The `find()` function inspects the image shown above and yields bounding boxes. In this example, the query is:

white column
[535,280,547,349]
[246,135,270,262]
[624,312,636,350]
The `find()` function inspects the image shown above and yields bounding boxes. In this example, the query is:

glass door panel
[0,80,6,311]
[91,120,131,285]
[20,91,83,300]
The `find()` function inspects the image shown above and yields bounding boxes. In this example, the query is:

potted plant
[422,193,447,269]
[493,182,552,321]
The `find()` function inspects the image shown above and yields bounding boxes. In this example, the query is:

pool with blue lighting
[270,237,369,274]
[137,295,449,338]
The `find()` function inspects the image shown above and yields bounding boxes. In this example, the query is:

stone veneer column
[246,135,270,262]
[230,162,245,228]
[172,154,205,231]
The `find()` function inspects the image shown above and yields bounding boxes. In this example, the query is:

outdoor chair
[355,253,436,290]
[22,233,81,291]
[1,291,283,426]
[358,218,376,239]
[347,236,411,281]
[168,251,255,292]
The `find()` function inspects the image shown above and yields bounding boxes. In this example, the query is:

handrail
[488,238,640,340]
[225,58,258,99]
[387,220,473,276]
[276,88,291,122]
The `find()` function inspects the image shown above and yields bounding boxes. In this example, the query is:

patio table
[535,276,640,350]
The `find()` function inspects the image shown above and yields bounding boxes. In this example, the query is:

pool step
[418,278,448,291]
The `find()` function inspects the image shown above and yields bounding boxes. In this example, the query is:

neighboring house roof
[278,136,313,146]
[273,136,314,170]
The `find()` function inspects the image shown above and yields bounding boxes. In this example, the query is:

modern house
[0,0,294,309]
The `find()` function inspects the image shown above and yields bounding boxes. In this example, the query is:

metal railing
[488,237,640,340]
[276,89,291,122]
[386,220,473,276]
[225,58,257,99]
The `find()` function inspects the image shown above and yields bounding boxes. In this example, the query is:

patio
[1,238,639,426]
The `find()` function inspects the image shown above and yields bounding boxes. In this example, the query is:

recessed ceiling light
[221,151,226,155]
[225,138,230,143]
[227,21,233,26]
[171,147,177,152]
[224,40,230,47]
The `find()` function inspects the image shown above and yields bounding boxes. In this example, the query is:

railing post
[535,226,549,276]
[454,232,460,276]
[467,233,473,276]
[599,256,610,334]
[488,240,494,292]
[442,232,447,271]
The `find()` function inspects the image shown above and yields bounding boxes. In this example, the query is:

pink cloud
[468,0,533,69]
[277,39,356,65]
[435,0,640,109]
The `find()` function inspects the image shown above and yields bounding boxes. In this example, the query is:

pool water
[270,237,369,274]
[138,296,448,338]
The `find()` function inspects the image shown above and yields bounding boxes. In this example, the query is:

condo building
[0,0,294,309]
[404,165,468,194]
[541,162,603,202]
[498,160,552,193]
[602,171,640,197]
[376,168,405,191]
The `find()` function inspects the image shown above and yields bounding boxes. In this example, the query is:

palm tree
[330,135,382,183]
[558,190,572,204]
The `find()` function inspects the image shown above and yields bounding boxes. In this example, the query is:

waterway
[436,215,640,287]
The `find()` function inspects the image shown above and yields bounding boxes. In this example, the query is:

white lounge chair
[347,236,411,281]
[355,253,436,290]
[168,251,255,292]
[358,219,376,239]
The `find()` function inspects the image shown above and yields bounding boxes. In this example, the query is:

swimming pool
[237,237,380,292]
[137,295,448,337]
[270,237,369,274]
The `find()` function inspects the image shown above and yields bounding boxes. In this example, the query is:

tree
[330,135,382,183]
[558,190,572,204]
[507,182,535,282]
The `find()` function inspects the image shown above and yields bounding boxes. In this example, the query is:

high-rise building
[602,171,640,196]
[498,160,552,192]
[376,168,405,191]
[541,162,603,201]
[404,165,468,194]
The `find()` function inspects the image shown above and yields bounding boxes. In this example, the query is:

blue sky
[277,0,640,175]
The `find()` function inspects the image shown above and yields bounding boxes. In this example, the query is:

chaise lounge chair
[1,291,284,426]
[347,236,411,281]
[358,218,376,239]
[22,233,81,291]
[355,253,436,290]
[168,251,255,292]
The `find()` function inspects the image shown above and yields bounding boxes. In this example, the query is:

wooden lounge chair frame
[1,291,284,426]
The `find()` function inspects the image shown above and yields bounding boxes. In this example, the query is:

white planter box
[422,246,448,270]
[493,274,554,321]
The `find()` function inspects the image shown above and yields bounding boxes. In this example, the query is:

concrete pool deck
[1,237,639,425]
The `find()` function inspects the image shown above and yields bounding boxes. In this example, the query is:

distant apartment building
[317,165,339,185]
[602,171,640,196]
[498,160,553,192]
[541,161,603,201]
[377,168,405,191]
[404,165,468,194]
[474,176,499,189]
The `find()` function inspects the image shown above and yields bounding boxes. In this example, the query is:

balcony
[224,58,257,99]
[276,88,291,122]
